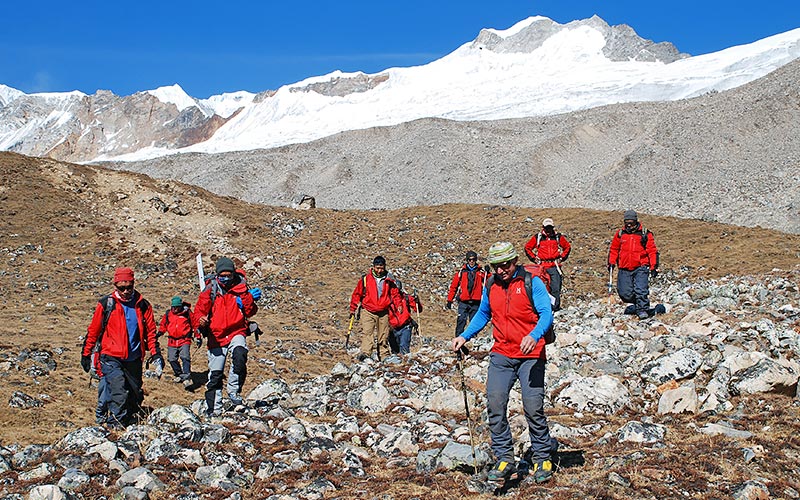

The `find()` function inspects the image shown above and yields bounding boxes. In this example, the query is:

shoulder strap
[522,270,537,314]
[641,228,650,248]
[536,233,543,248]
[164,307,171,326]
[98,295,115,344]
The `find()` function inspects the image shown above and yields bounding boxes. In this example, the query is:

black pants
[100,355,143,425]
[455,301,480,337]
[617,266,651,314]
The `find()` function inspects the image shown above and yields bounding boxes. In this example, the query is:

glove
[249,288,262,301]
[349,312,355,320]
[650,269,659,279]
[151,354,164,378]
[236,296,243,308]
[608,264,615,272]
[80,355,91,373]
[195,337,203,348]
[446,301,452,310]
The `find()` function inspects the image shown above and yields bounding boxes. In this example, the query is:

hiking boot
[487,459,516,482]
[532,459,553,483]
[183,378,193,389]
[356,353,368,362]
[637,310,650,320]
[228,394,245,408]
[624,305,636,315]
[173,375,183,383]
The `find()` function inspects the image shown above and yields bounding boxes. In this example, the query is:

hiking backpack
[485,264,556,344]
[199,274,261,341]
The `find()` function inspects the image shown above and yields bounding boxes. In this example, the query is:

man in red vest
[446,250,487,337]
[349,256,402,361]
[452,242,556,484]
[524,218,571,311]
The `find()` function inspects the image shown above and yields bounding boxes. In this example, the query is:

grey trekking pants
[486,353,552,461]
[205,334,248,414]
[617,266,650,314]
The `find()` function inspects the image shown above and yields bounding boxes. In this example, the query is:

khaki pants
[360,309,390,359]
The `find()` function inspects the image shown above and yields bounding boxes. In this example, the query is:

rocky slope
[0,152,799,499]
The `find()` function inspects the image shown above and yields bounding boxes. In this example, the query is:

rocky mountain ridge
[109,58,800,234]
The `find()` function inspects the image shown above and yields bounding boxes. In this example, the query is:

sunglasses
[491,260,514,271]
[115,284,134,291]
[467,258,477,262]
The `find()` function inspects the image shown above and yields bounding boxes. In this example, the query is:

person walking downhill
[158,296,197,388]
[608,210,660,320]
[524,218,571,311]
[451,242,556,484]
[388,279,423,355]
[349,255,402,362]
[193,257,262,416]
[446,251,487,337]
[81,267,163,429]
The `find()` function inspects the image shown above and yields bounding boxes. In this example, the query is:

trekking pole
[606,267,614,304]
[456,349,478,472]
[412,288,422,337]
[345,314,355,349]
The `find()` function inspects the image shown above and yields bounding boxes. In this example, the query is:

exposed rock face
[291,73,390,97]
[0,90,233,162]
[472,16,688,63]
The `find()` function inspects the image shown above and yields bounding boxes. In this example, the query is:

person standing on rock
[446,250,487,337]
[81,267,163,429]
[193,257,261,416]
[349,255,401,361]
[157,296,197,387]
[524,218,571,311]
[607,210,660,320]
[451,242,556,484]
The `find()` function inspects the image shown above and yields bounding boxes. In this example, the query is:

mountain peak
[144,84,203,113]
[471,15,688,63]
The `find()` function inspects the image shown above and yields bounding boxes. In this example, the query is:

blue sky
[2,0,798,98]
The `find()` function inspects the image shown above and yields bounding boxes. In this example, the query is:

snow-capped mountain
[1,15,799,163]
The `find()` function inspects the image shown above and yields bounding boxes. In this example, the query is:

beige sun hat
[486,242,518,265]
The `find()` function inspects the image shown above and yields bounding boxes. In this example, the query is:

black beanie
[465,251,478,261]
[215,257,236,274]
[373,255,386,266]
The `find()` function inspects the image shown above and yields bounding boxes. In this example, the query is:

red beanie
[113,267,135,283]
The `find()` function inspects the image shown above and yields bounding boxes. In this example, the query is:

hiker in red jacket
[608,210,660,319]
[158,296,198,387]
[81,267,162,429]
[349,255,402,361]
[193,257,261,416]
[446,250,487,337]
[524,218,571,311]
[388,280,423,355]
[451,242,556,484]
